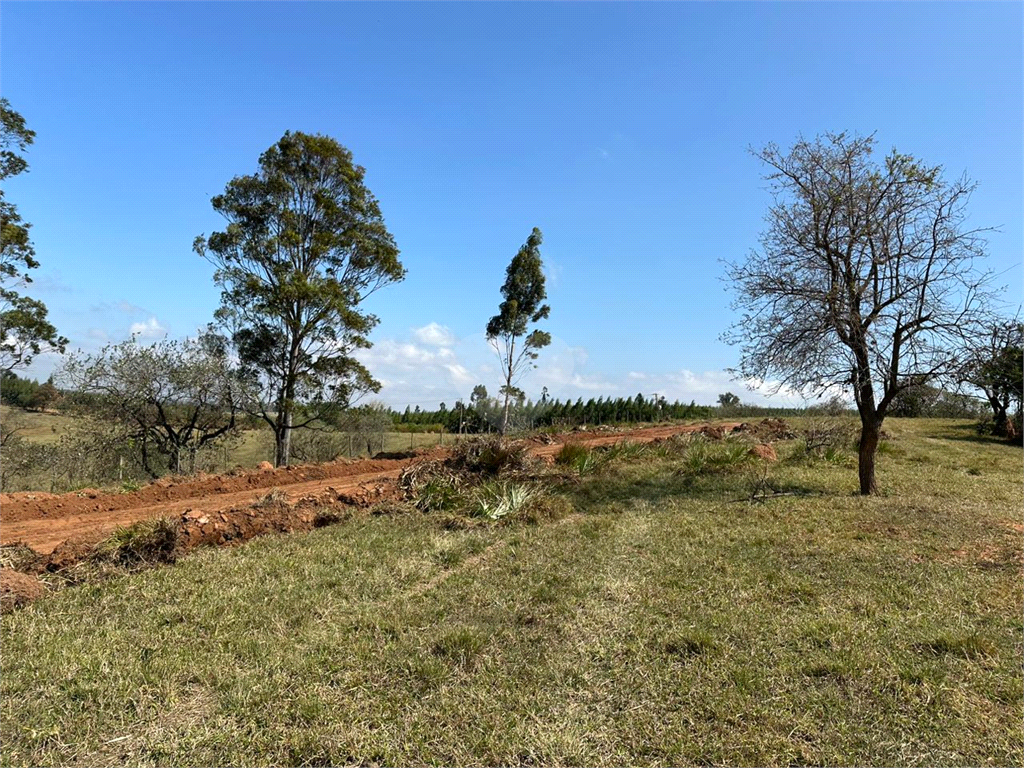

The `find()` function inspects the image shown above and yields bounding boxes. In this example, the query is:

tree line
[393,391,714,433]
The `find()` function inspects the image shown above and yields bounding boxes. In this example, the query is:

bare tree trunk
[274,425,287,467]
[858,415,881,496]
[280,408,293,466]
[499,336,515,437]
[276,337,301,467]
[500,395,511,436]
[988,395,1009,437]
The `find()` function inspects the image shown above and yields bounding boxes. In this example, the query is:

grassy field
[1,419,1021,766]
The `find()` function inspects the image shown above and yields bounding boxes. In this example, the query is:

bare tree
[725,133,995,494]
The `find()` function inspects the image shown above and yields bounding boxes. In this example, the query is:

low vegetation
[1,419,1019,766]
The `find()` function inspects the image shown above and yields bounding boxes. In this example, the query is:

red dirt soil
[0,569,45,611]
[0,422,745,556]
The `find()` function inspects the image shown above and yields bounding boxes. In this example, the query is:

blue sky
[3,1,1021,407]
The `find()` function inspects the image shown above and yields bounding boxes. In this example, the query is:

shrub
[253,488,289,508]
[676,436,752,476]
[416,476,464,513]
[467,481,536,521]
[555,442,598,475]
[289,428,348,463]
[447,436,532,476]
[800,418,858,458]
[599,440,648,463]
[503,493,574,526]
[91,518,180,569]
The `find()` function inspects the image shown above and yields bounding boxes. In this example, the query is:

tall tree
[725,133,994,494]
[195,131,404,466]
[0,98,67,372]
[486,228,551,435]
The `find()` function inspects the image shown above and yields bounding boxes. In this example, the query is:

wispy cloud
[129,317,167,339]
[411,322,456,347]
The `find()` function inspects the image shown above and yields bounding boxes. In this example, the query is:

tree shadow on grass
[927,421,1019,448]
[567,468,835,511]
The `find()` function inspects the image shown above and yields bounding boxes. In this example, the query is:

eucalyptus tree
[725,133,994,494]
[486,228,551,435]
[195,131,404,465]
[0,98,66,372]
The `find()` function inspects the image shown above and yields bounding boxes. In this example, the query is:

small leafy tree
[725,133,994,494]
[962,320,1023,436]
[486,228,551,435]
[195,131,404,466]
[0,98,66,372]
[26,377,60,411]
[60,333,241,476]
[717,392,740,409]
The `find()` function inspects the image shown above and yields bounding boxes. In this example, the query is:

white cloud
[412,322,456,347]
[355,328,814,410]
[129,317,167,339]
[444,364,474,385]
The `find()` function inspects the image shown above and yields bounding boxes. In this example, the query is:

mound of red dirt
[748,444,779,462]
[0,569,44,612]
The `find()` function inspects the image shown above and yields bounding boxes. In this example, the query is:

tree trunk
[989,398,1009,437]
[500,394,511,436]
[280,408,293,466]
[274,425,287,467]
[857,415,881,496]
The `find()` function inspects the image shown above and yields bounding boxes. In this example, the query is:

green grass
[1,419,1021,766]
[0,405,77,444]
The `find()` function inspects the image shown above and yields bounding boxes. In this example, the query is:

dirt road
[1,422,741,554]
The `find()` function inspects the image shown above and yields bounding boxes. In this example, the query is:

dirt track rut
[0,422,740,554]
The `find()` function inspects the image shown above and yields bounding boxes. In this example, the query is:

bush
[416,476,464,513]
[555,442,598,475]
[503,493,574,526]
[467,481,537,521]
[289,428,348,463]
[599,440,649,463]
[91,518,180,569]
[447,436,532,476]
[800,418,858,459]
[674,436,752,476]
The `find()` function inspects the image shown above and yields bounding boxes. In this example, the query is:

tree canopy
[962,319,1023,437]
[60,333,241,476]
[0,98,67,372]
[195,131,405,465]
